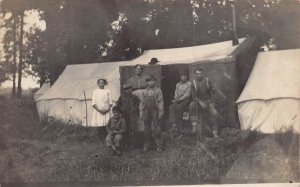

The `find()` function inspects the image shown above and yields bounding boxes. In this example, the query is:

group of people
[91,64,221,156]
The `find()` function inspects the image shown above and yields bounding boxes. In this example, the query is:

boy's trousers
[143,109,163,149]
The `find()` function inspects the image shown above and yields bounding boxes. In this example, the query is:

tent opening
[161,64,189,119]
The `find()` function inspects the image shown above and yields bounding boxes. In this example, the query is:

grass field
[0,95,299,185]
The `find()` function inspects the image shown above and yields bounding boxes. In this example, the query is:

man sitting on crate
[168,70,191,138]
[189,68,220,140]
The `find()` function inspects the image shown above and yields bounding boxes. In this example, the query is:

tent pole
[230,1,239,45]
[83,90,88,126]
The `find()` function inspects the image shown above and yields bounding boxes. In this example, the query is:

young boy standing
[117,84,140,149]
[106,106,127,156]
[139,75,164,153]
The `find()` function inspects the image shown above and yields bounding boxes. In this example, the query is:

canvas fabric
[237,49,300,133]
[36,38,247,126]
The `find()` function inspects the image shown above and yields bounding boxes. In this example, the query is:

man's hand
[198,100,207,109]
[171,99,180,103]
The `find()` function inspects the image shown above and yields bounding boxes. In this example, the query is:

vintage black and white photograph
[0,0,299,186]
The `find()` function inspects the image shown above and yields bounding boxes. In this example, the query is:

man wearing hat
[148,57,160,65]
[117,83,140,149]
[139,74,164,153]
[106,106,127,156]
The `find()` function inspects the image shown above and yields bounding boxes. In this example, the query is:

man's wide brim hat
[148,58,160,65]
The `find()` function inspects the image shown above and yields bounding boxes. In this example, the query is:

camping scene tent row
[35,37,255,129]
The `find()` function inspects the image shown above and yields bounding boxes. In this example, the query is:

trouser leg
[208,103,219,137]
[152,110,163,149]
[127,115,138,147]
[168,104,176,125]
[143,110,152,149]
[189,101,200,122]
[106,133,114,147]
[114,134,123,148]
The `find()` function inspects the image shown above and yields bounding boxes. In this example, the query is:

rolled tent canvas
[236,49,300,133]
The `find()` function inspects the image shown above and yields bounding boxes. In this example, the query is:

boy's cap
[146,75,156,81]
[112,106,121,113]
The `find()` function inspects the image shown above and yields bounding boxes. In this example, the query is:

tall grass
[0,95,298,184]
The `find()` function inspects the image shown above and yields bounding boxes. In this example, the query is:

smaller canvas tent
[36,61,132,125]
[236,49,300,133]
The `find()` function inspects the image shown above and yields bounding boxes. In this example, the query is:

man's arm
[114,118,126,134]
[177,82,191,101]
[106,119,112,133]
[209,79,217,102]
[139,90,145,119]
[157,89,164,118]
[173,83,179,100]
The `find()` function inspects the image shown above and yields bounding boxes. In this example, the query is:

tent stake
[83,90,88,126]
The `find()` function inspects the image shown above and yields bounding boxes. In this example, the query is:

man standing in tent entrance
[125,64,148,100]
[189,68,219,140]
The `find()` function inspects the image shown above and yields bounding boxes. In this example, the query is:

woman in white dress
[91,78,112,127]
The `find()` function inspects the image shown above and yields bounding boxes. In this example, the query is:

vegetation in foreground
[0,95,298,184]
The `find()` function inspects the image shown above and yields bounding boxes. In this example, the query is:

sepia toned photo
[0,0,299,186]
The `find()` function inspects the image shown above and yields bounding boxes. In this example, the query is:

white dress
[91,88,112,127]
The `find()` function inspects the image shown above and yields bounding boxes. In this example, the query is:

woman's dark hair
[97,78,108,85]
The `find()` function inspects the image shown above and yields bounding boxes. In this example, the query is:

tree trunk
[44,6,58,85]
[17,12,24,98]
[12,14,17,97]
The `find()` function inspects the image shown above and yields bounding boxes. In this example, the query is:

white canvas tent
[236,49,300,133]
[36,38,249,126]
[34,82,50,101]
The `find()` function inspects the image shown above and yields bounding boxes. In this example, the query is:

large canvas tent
[236,49,300,133]
[36,37,255,126]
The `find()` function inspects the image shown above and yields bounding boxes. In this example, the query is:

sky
[0,9,46,89]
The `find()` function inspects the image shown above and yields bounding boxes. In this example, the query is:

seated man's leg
[189,101,199,133]
[168,103,176,125]
[114,134,123,149]
[169,103,178,138]
[106,133,115,155]
[106,133,113,147]
[207,102,219,137]
[175,98,191,132]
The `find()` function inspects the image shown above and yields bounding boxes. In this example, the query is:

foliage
[0,0,300,85]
